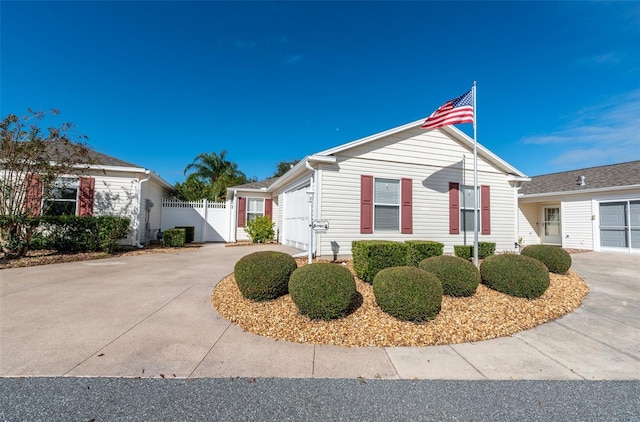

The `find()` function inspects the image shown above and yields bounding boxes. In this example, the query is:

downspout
[135,171,151,248]
[305,160,317,262]
[230,189,238,243]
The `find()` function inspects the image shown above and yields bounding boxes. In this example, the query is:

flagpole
[473,81,479,267]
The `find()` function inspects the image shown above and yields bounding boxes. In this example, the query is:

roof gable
[520,160,640,196]
[316,119,526,177]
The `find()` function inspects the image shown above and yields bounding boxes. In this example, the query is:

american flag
[421,89,474,130]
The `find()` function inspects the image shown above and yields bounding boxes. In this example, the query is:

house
[22,143,174,246]
[518,161,640,254]
[227,118,529,258]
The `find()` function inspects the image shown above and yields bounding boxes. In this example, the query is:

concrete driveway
[1,246,638,380]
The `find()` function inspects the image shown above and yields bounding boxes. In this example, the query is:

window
[43,177,78,216]
[246,198,265,223]
[460,185,479,232]
[374,178,400,231]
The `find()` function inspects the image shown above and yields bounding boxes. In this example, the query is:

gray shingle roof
[520,161,640,195]
[45,140,142,168]
[230,177,279,190]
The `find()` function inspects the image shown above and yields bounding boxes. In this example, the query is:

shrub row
[480,253,550,299]
[453,242,496,260]
[163,228,186,247]
[31,215,130,253]
[352,240,444,283]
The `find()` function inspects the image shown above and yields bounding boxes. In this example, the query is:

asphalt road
[1,377,639,421]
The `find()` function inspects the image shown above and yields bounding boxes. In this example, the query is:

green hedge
[234,251,297,301]
[480,254,550,299]
[38,215,130,253]
[163,228,186,247]
[289,263,357,320]
[405,240,444,266]
[175,226,195,243]
[454,242,496,260]
[520,245,572,274]
[352,240,408,283]
[373,266,443,322]
[419,255,480,297]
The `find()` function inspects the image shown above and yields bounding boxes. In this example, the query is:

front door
[543,207,562,245]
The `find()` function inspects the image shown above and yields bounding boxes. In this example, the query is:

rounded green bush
[418,255,480,297]
[520,245,572,274]
[234,251,297,301]
[373,266,443,322]
[480,254,550,299]
[289,263,357,320]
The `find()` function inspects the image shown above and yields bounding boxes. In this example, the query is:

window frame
[373,177,401,232]
[246,197,265,224]
[460,184,480,233]
[43,177,79,216]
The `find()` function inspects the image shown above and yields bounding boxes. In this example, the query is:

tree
[179,150,250,201]
[273,159,300,178]
[1,109,91,257]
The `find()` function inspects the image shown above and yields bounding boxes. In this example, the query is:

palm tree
[183,150,248,201]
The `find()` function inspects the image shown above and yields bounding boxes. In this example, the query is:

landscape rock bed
[212,259,589,347]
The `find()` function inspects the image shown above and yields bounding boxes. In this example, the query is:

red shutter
[481,185,491,235]
[25,173,43,217]
[237,197,246,227]
[265,198,273,221]
[78,177,95,216]
[449,182,460,234]
[401,178,413,234]
[360,175,373,234]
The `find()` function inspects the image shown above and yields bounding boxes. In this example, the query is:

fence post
[202,199,208,243]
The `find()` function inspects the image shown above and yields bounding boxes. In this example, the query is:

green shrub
[245,215,275,243]
[373,266,443,322]
[38,215,130,253]
[352,240,408,283]
[454,245,472,260]
[521,245,572,274]
[419,255,480,297]
[234,251,297,301]
[480,254,550,299]
[478,242,496,259]
[163,228,186,247]
[405,240,444,266]
[95,216,130,253]
[175,226,195,243]
[289,263,357,320]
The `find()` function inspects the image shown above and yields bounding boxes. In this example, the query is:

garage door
[600,200,640,251]
[283,184,310,250]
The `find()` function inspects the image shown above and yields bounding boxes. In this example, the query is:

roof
[44,140,174,190]
[45,140,141,168]
[229,177,279,191]
[519,160,640,196]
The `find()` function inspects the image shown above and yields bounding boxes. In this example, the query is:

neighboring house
[227,118,529,257]
[518,161,640,254]
[22,144,174,246]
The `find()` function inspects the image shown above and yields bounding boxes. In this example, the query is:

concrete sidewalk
[1,246,638,380]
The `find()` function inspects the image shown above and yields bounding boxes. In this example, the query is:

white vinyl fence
[161,198,230,242]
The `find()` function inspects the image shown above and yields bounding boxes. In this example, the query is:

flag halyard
[421,90,474,130]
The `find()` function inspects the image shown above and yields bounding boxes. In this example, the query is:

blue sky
[2,1,639,185]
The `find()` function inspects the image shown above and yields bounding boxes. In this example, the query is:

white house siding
[314,129,519,257]
[518,202,540,247]
[93,173,141,245]
[141,178,167,244]
[561,196,594,250]
[235,192,274,242]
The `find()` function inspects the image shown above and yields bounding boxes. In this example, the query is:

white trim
[519,184,640,200]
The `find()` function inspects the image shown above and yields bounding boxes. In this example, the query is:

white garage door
[283,184,310,250]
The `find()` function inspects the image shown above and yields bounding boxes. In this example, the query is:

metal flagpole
[473,81,479,267]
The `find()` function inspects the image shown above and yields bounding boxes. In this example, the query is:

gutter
[135,170,151,248]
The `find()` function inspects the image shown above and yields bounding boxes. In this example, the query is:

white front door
[543,207,562,245]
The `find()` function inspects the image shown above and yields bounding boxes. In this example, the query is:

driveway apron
[1,248,638,380]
